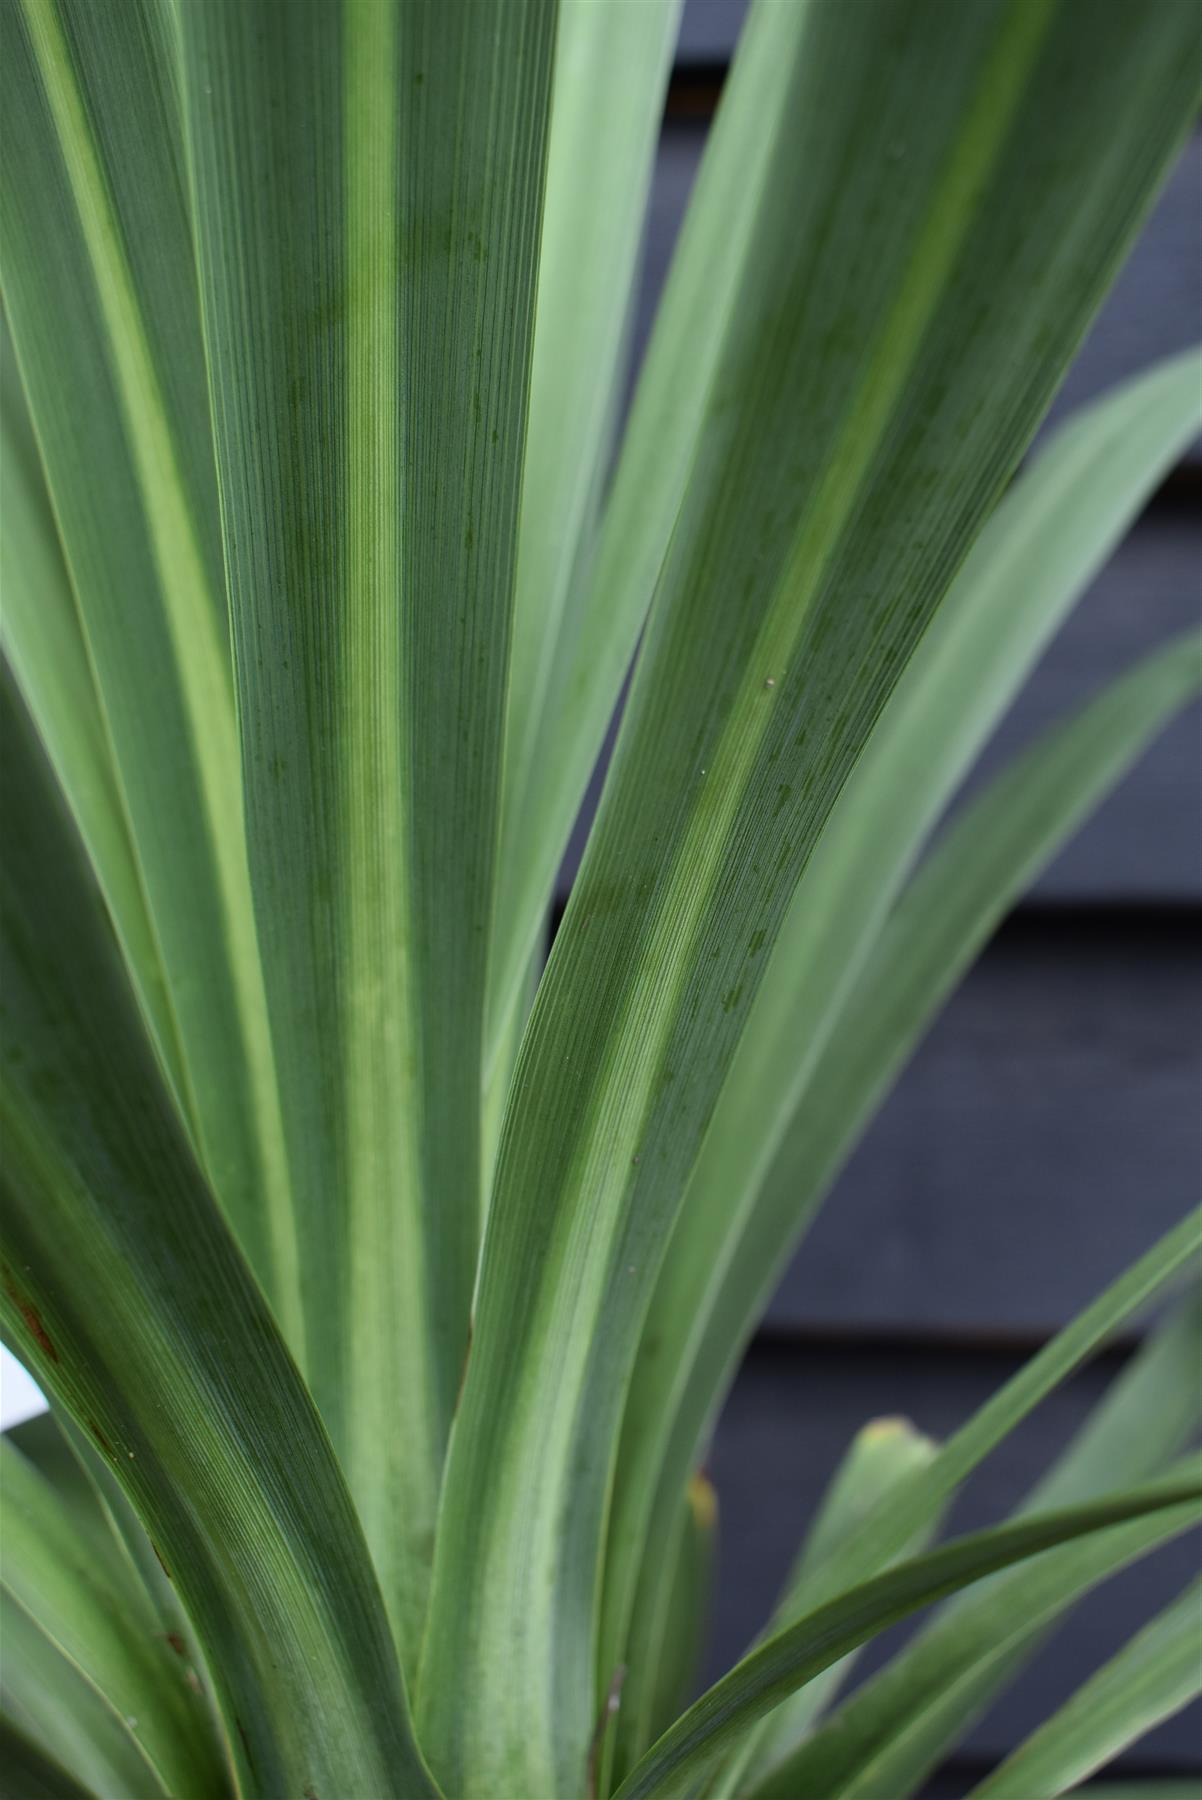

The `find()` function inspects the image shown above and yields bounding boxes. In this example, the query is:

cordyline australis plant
[1,0,1201,1794]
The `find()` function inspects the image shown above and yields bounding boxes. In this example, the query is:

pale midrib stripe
[575,0,1056,1363]
[483,0,1062,1765]
[23,0,302,1352]
[341,0,431,1648]
[591,0,1061,1289]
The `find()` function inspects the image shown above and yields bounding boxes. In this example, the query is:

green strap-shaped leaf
[746,1503,1202,1800]
[699,1418,940,1800]
[5,1413,126,1586]
[8,1407,207,1708]
[1,1443,224,1799]
[487,0,825,1043]
[1,1601,155,1800]
[495,0,681,1043]
[0,1714,96,1800]
[0,0,299,1347]
[611,1471,719,1789]
[968,1581,1202,1800]
[613,1469,1202,1800]
[750,1292,1202,1800]
[51,1412,199,1665]
[611,619,1202,1717]
[176,0,558,1667]
[0,325,182,1109]
[604,350,1202,1700]
[420,6,1202,1789]
[0,673,435,1798]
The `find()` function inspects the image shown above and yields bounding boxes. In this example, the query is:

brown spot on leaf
[150,1542,173,1582]
[87,1418,114,1456]
[1,1266,59,1361]
[165,1632,186,1657]
[235,1718,256,1777]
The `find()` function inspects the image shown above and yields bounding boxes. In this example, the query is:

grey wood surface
[952,505,1201,904]
[764,913,1202,1333]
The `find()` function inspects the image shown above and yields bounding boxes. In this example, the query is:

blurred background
[3,1,1198,1789]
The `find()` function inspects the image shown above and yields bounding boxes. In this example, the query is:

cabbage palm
[1,0,1200,1795]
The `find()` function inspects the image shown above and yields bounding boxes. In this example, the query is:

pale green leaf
[1,1442,223,1799]
[0,1714,96,1800]
[1,1597,157,1800]
[420,5,1202,1789]
[611,1471,719,1789]
[611,621,1202,1732]
[614,1468,1202,1800]
[0,672,435,1797]
[177,0,557,1668]
[0,0,299,1345]
[0,325,182,1109]
[702,1418,940,1800]
[488,0,823,1043]
[495,0,682,1041]
[969,1582,1202,1800]
[604,351,1202,1706]
[751,1290,1202,1800]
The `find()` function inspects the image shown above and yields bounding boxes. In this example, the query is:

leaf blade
[968,1582,1202,1800]
[420,6,1202,1790]
[615,1471,1202,1800]
[495,0,682,1017]
[0,671,435,1798]
[604,358,1202,1698]
[704,1418,942,1800]
[751,1289,1202,1800]
[177,0,558,1665]
[0,0,300,1348]
[1,1441,224,1800]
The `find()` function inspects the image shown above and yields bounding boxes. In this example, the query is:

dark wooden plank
[764,914,1202,1334]
[675,0,748,65]
[703,1338,1202,1769]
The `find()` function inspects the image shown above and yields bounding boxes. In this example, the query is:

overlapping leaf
[0,1713,95,1800]
[419,5,1202,1791]
[607,451,1202,1724]
[699,1418,941,1800]
[0,0,298,1341]
[749,1288,1202,1799]
[495,0,682,1053]
[487,0,796,1042]
[1,1441,223,1798]
[614,1468,1202,1800]
[177,0,558,1667]
[0,673,434,1797]
[968,1581,1202,1800]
